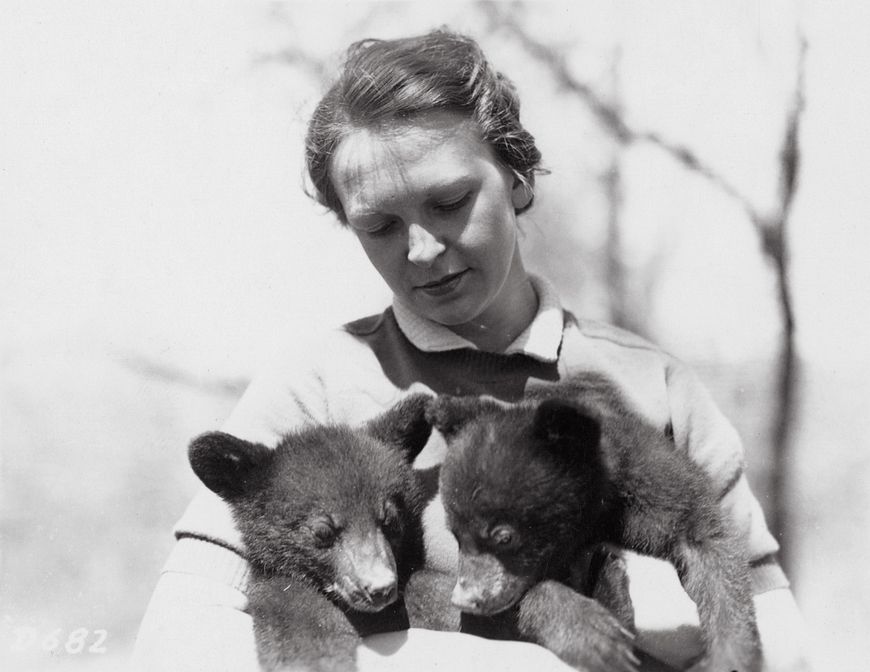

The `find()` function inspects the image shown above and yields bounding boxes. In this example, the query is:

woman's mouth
[416,270,468,297]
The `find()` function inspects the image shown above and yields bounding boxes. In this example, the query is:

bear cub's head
[189,393,432,613]
[426,394,611,617]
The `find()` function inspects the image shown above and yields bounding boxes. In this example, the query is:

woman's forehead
[330,112,493,213]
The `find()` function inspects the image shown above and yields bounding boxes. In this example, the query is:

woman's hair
[305,29,543,222]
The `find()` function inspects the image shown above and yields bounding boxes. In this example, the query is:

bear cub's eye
[309,516,340,547]
[380,498,403,535]
[488,524,519,551]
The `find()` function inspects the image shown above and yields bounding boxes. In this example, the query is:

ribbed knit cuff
[163,536,252,594]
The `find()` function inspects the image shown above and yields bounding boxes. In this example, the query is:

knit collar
[391,274,563,363]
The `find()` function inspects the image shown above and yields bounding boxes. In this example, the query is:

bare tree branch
[600,45,635,333]
[480,1,762,224]
[118,353,248,397]
[765,31,807,577]
[252,44,332,82]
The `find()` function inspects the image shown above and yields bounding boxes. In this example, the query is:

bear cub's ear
[365,393,433,463]
[188,431,273,500]
[533,399,601,453]
[424,395,491,439]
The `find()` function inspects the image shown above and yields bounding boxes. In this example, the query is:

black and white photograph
[2,2,868,670]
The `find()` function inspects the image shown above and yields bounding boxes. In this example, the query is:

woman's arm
[130,538,582,672]
[664,358,812,671]
[130,539,259,672]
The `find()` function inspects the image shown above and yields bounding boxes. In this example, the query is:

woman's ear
[511,177,534,212]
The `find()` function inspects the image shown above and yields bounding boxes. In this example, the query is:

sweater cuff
[163,536,252,594]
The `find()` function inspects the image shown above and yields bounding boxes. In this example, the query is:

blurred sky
[2,0,869,379]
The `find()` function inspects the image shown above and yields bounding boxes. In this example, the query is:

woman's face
[330,110,533,344]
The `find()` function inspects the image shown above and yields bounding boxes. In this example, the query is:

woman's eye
[434,193,470,212]
[367,218,399,237]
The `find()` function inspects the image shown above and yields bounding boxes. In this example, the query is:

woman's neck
[448,271,538,353]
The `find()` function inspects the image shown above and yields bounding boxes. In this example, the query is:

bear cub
[189,394,437,672]
[427,373,761,672]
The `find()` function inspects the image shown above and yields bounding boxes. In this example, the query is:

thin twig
[118,353,248,397]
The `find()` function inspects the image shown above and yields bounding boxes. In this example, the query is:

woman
[132,30,810,671]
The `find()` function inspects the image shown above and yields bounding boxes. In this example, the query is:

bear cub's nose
[365,581,398,608]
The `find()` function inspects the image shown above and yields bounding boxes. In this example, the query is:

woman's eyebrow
[346,209,387,226]
[343,192,394,220]
[423,176,475,198]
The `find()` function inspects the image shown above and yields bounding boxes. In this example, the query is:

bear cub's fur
[189,394,437,672]
[427,373,761,672]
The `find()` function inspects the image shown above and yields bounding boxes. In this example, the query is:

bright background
[2,1,868,670]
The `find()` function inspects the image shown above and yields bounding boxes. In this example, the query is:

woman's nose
[407,222,446,267]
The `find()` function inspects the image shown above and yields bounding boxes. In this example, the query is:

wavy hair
[305,29,543,222]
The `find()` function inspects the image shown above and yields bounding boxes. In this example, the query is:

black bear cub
[189,394,435,672]
[427,373,761,672]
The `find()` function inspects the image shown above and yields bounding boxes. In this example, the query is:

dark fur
[427,373,761,672]
[189,394,438,672]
